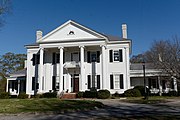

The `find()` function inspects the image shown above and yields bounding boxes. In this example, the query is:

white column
[101,45,106,89]
[6,79,9,92]
[158,76,162,96]
[80,46,85,91]
[39,47,44,93]
[59,47,64,93]
[173,77,177,91]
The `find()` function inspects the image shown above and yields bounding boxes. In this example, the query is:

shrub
[134,86,150,96]
[97,90,110,99]
[0,92,10,99]
[83,90,97,98]
[43,92,57,98]
[76,91,84,98]
[32,94,43,98]
[124,89,141,97]
[18,92,28,99]
[112,92,120,97]
[168,91,178,96]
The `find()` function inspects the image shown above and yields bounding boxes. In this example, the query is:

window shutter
[109,50,113,62]
[56,53,60,63]
[171,78,174,89]
[63,52,65,64]
[52,76,56,90]
[52,53,56,64]
[88,75,91,89]
[97,51,100,63]
[97,75,100,89]
[110,75,114,89]
[87,51,91,63]
[36,54,40,64]
[32,54,35,65]
[32,77,35,90]
[120,74,124,89]
[119,49,123,62]
[63,76,64,90]
[148,78,152,89]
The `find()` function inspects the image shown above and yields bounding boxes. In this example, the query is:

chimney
[122,24,127,39]
[36,30,43,41]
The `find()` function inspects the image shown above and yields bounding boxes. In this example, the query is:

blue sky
[0,0,180,56]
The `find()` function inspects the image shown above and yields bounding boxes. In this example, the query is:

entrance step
[61,93,77,99]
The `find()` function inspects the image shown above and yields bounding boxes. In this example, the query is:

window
[109,49,123,62]
[87,75,100,89]
[87,51,100,63]
[110,74,124,89]
[114,50,120,61]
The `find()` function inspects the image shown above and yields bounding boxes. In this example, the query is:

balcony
[64,61,80,69]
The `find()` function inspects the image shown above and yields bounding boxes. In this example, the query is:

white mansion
[6,20,177,96]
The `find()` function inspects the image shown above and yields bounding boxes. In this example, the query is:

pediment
[37,20,107,43]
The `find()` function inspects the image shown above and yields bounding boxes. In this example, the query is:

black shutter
[15,81,18,93]
[52,53,56,64]
[32,54,36,65]
[109,50,113,62]
[120,74,124,89]
[162,80,166,89]
[87,51,91,63]
[148,78,151,89]
[63,76,64,90]
[63,52,65,64]
[97,75,100,89]
[56,53,60,63]
[88,75,91,89]
[52,76,56,90]
[171,78,174,89]
[32,77,35,90]
[110,75,114,89]
[119,49,123,62]
[157,79,159,89]
[97,51,100,63]
[36,54,40,64]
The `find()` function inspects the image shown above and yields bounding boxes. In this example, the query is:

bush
[18,92,28,99]
[134,86,150,96]
[112,92,120,97]
[83,90,97,98]
[124,89,141,97]
[43,92,57,98]
[76,91,84,98]
[168,91,178,96]
[31,94,43,98]
[97,90,110,99]
[0,92,10,99]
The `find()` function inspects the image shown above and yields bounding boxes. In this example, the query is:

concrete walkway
[1,99,180,120]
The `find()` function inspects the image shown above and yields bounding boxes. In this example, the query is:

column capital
[100,44,106,48]
[58,46,64,49]
[79,45,85,48]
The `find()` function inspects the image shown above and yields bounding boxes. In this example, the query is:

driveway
[1,99,180,120]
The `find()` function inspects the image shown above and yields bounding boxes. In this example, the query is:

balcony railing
[64,61,80,68]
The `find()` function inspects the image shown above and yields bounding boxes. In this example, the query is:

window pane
[114,75,120,89]
[114,50,119,61]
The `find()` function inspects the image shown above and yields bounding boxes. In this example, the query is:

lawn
[0,98,104,114]
[121,96,179,104]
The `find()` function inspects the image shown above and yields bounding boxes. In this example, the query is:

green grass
[121,96,180,104]
[0,98,104,114]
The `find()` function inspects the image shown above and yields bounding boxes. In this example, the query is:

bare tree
[145,37,180,81]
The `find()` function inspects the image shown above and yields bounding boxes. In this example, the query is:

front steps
[61,93,77,99]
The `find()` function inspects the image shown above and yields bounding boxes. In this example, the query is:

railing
[64,61,80,68]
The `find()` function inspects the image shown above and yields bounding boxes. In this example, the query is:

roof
[105,35,123,41]
[25,43,39,47]
[9,69,26,77]
[130,63,156,70]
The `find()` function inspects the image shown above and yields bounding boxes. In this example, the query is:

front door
[74,78,79,92]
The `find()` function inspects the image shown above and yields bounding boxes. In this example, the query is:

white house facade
[6,20,177,96]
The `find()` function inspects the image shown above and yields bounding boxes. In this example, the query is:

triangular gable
[37,20,107,43]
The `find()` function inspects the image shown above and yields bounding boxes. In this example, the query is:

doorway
[71,74,79,92]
